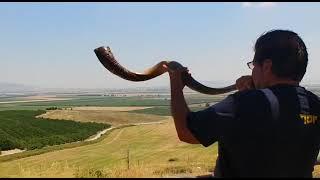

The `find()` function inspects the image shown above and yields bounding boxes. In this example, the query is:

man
[163,29,320,177]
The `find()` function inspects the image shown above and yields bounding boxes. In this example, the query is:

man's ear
[262,59,273,74]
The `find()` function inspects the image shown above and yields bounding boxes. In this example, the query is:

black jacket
[187,84,320,177]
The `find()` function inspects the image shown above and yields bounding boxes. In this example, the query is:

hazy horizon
[1,2,320,89]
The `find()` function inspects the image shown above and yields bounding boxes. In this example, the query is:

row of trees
[45,106,62,110]
[0,110,110,151]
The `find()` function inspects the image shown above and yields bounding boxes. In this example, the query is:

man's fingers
[246,82,252,89]
[163,64,189,74]
[163,64,174,73]
[236,75,253,91]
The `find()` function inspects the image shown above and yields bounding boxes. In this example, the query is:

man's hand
[162,64,189,91]
[236,75,255,91]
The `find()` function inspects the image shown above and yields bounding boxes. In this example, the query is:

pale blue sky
[1,2,320,89]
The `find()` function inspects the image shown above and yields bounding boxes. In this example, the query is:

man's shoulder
[304,88,320,102]
[229,89,270,111]
[303,87,320,112]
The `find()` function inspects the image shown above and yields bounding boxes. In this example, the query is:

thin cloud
[259,2,276,7]
[242,2,276,8]
[242,2,253,7]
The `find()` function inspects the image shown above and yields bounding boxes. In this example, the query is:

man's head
[251,29,308,89]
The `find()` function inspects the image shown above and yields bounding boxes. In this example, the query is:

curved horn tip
[94,46,107,52]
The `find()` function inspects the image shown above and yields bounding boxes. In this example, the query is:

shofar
[94,46,236,95]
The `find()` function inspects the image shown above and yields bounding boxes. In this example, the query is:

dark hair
[254,29,308,81]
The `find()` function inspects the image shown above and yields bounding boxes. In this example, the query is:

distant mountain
[0,80,235,94]
[198,80,234,87]
[0,82,39,93]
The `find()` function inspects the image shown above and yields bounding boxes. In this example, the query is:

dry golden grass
[72,106,152,111]
[1,114,319,177]
[4,106,319,177]
[0,95,72,104]
[0,118,217,178]
[313,166,320,177]
[37,109,165,126]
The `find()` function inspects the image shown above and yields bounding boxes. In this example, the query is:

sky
[1,2,320,89]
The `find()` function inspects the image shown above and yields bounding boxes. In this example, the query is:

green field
[0,110,109,151]
[0,93,220,177]
[0,119,218,178]
[2,91,320,177]
[0,94,226,111]
[0,96,168,111]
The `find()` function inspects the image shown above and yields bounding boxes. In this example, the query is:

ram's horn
[94,46,236,95]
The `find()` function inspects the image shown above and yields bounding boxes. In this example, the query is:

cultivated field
[0,92,220,177]
[0,96,71,104]
[1,89,320,177]
[0,110,109,151]
[71,106,152,111]
[0,93,225,111]
[37,109,165,126]
[0,118,218,178]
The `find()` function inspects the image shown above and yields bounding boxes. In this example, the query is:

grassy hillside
[0,110,109,151]
[1,118,320,177]
[0,119,218,178]
[3,91,320,177]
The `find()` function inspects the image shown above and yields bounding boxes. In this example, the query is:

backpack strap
[260,88,280,120]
